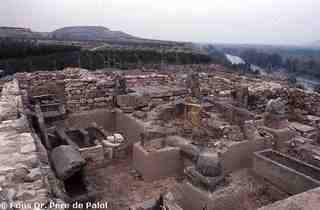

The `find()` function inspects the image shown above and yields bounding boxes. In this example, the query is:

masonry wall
[79,144,104,169]
[66,108,145,152]
[288,88,320,116]
[16,71,66,102]
[178,182,254,210]
[66,109,116,131]
[220,138,272,174]
[16,68,116,113]
[133,142,184,181]
[115,110,145,146]
[65,77,114,113]
[0,80,50,204]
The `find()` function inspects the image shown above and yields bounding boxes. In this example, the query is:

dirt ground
[211,169,289,210]
[89,158,181,210]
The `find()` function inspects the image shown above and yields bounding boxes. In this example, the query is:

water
[296,76,320,90]
[225,54,245,65]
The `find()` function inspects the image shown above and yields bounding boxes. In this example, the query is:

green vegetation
[0,38,81,59]
[0,38,213,76]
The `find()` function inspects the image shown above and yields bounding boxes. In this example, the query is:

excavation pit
[253,149,320,195]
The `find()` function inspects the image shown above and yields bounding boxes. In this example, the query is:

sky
[1,0,319,45]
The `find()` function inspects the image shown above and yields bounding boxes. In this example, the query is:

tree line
[0,38,213,76]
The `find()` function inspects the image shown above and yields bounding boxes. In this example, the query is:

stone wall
[133,142,183,181]
[65,75,114,113]
[115,110,145,147]
[16,71,66,102]
[248,82,288,113]
[79,144,104,169]
[16,68,116,113]
[66,109,116,131]
[288,88,320,116]
[66,109,145,153]
[178,181,257,210]
[0,80,50,205]
[220,137,272,174]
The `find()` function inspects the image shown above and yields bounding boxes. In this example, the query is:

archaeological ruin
[1,64,320,210]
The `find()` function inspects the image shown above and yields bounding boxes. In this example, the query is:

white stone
[7,188,16,201]
[16,189,36,200]
[0,175,5,185]
[21,143,36,154]
[114,133,124,143]
[0,166,15,175]
[107,136,115,142]
[25,168,42,182]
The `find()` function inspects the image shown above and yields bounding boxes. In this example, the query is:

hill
[49,26,137,42]
[0,27,44,39]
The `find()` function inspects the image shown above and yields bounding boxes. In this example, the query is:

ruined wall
[66,109,116,131]
[248,84,288,113]
[0,80,50,204]
[0,79,8,94]
[212,101,255,126]
[115,110,145,146]
[63,68,113,113]
[288,88,320,116]
[65,76,114,113]
[16,71,66,102]
[178,181,258,210]
[133,142,183,181]
[66,108,144,152]
[80,144,104,169]
[16,68,116,113]
[220,138,272,174]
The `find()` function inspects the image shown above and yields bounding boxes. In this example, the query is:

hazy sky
[1,0,319,45]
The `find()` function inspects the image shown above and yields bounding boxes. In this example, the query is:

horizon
[1,0,319,45]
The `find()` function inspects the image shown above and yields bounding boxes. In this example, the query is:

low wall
[66,109,116,131]
[220,138,272,174]
[79,144,104,168]
[133,142,183,181]
[66,108,145,153]
[178,182,253,210]
[261,126,296,148]
[16,71,66,102]
[115,110,145,146]
[212,101,255,126]
[253,149,320,195]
